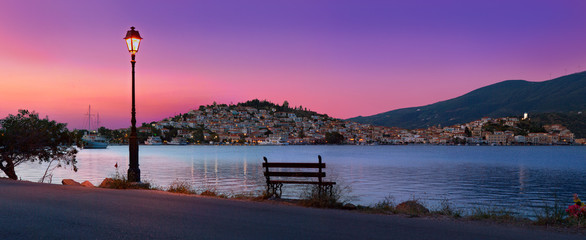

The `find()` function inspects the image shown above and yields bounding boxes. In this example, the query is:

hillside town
[99,100,581,146]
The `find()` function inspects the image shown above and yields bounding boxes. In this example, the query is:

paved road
[0,180,582,240]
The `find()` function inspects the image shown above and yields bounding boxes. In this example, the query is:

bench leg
[267,183,283,198]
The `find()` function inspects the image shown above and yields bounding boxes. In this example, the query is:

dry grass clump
[467,206,520,222]
[167,180,195,194]
[372,195,396,213]
[100,172,153,190]
[431,198,462,218]
[300,185,345,208]
[230,191,268,201]
[196,186,229,198]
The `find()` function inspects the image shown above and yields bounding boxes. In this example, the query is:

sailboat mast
[88,105,91,132]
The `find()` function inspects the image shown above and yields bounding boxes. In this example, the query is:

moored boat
[82,105,109,149]
[82,133,109,149]
[259,136,289,145]
[145,136,163,145]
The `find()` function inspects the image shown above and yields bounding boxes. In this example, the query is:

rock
[343,203,357,210]
[99,178,114,188]
[395,200,429,215]
[62,179,81,186]
[81,181,95,188]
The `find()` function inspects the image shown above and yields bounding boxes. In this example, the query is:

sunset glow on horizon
[2,1,586,129]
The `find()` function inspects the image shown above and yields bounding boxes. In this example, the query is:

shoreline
[1,179,584,239]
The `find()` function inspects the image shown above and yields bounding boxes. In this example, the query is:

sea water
[13,145,586,217]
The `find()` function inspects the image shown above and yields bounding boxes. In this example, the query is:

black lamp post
[124,26,142,182]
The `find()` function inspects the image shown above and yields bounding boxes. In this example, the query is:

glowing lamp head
[124,26,142,54]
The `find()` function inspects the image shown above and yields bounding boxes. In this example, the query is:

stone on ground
[62,179,81,186]
[81,181,95,188]
[99,178,114,188]
[396,200,430,215]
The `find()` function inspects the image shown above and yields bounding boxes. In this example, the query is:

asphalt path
[0,180,582,240]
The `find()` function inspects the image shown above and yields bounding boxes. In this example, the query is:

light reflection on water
[13,145,586,217]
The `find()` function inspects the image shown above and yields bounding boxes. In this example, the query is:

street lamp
[124,26,142,182]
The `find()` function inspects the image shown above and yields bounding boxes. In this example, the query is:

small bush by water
[167,180,195,194]
[300,185,345,208]
[432,197,462,218]
[467,206,520,222]
[102,174,153,190]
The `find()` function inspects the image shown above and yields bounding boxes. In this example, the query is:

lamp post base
[128,168,141,182]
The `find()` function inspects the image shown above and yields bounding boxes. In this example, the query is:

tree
[464,127,472,137]
[98,126,112,140]
[192,125,205,142]
[298,129,306,139]
[0,110,78,180]
[325,132,345,144]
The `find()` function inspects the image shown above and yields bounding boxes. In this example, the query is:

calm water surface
[14,145,586,217]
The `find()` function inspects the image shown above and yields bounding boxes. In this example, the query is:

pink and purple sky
[1,0,586,129]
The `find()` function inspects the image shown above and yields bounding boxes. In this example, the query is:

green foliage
[530,112,586,138]
[191,125,205,142]
[0,110,78,180]
[238,99,327,119]
[298,129,306,139]
[238,99,277,110]
[209,132,219,142]
[516,119,546,134]
[464,127,472,137]
[482,123,514,133]
[325,132,344,144]
[94,127,127,144]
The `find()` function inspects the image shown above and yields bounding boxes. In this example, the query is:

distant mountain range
[348,71,586,129]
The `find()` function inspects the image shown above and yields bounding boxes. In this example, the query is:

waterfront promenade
[0,179,582,240]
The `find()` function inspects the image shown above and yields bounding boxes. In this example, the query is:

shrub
[300,185,344,208]
[101,167,152,190]
[373,195,396,212]
[167,180,194,194]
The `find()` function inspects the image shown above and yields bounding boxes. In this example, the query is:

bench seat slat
[263,163,325,168]
[264,172,325,177]
[268,180,336,185]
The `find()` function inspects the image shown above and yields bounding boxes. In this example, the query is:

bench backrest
[263,155,326,182]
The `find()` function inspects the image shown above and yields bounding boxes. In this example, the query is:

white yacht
[145,136,163,145]
[259,136,289,145]
[82,105,108,149]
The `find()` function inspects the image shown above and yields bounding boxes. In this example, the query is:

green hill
[349,72,586,130]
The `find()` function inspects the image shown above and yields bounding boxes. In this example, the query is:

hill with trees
[349,71,586,133]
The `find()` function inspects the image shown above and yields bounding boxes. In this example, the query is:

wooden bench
[262,155,336,198]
